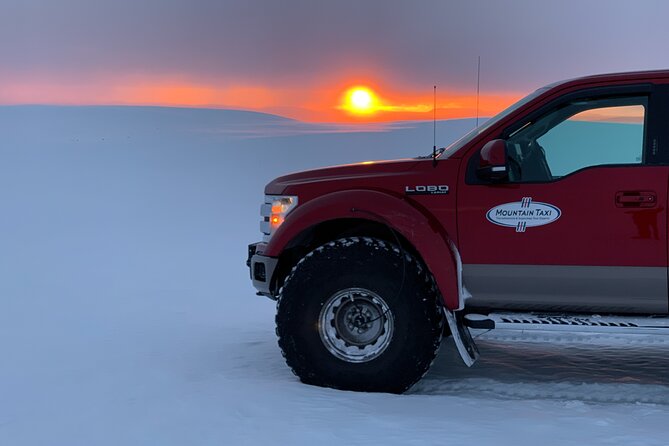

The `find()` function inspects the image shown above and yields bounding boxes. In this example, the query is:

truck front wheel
[276,237,443,393]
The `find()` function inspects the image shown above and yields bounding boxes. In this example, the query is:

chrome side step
[465,312,669,335]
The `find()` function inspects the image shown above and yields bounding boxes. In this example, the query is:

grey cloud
[1,0,668,93]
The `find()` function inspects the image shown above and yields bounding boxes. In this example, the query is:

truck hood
[265,158,419,195]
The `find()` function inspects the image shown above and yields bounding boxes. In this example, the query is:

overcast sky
[2,0,668,121]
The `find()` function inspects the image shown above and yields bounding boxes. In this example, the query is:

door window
[505,97,647,182]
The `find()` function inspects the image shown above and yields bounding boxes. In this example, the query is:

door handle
[615,191,657,208]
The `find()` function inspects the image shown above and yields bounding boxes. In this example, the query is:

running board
[465,312,669,335]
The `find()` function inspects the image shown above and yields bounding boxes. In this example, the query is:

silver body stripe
[463,264,668,314]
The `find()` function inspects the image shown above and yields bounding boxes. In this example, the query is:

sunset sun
[344,87,377,114]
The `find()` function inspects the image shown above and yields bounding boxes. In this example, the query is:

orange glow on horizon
[0,76,523,123]
[338,84,437,118]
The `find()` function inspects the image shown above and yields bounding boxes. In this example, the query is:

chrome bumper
[247,243,278,298]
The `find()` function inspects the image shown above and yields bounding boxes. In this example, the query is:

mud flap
[444,310,480,367]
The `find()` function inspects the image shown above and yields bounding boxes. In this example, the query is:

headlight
[260,195,298,242]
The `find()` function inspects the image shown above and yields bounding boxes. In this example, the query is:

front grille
[260,196,272,241]
[247,244,257,268]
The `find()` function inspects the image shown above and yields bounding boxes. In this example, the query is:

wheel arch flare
[264,189,463,310]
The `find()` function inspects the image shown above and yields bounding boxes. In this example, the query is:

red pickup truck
[247,70,669,393]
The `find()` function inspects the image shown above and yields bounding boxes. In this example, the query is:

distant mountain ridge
[0,104,480,139]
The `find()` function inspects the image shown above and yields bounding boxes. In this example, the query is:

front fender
[264,189,462,310]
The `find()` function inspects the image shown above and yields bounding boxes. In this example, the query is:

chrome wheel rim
[318,288,394,363]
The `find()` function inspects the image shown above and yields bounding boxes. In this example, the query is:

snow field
[0,106,667,445]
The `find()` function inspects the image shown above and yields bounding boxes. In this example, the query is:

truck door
[457,86,669,314]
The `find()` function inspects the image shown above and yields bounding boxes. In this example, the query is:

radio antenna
[432,85,437,167]
[476,56,481,128]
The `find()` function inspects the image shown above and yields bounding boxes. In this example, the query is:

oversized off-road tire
[276,237,444,393]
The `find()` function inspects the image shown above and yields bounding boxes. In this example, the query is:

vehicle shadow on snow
[412,331,669,404]
[224,328,669,404]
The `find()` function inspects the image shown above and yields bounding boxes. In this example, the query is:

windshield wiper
[416,147,446,159]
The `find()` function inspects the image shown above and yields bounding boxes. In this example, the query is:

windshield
[431,87,549,158]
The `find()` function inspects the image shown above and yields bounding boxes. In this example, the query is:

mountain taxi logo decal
[486,197,561,233]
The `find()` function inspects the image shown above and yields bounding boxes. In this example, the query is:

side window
[506,97,647,182]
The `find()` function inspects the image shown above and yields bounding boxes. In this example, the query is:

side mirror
[477,139,509,181]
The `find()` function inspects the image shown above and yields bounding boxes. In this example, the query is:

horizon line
[0,102,489,124]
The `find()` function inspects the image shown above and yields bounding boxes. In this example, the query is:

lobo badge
[486,197,561,233]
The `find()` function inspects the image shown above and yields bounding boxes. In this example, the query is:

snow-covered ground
[1,106,667,445]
